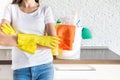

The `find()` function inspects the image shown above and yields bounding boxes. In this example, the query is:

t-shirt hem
[11,60,53,70]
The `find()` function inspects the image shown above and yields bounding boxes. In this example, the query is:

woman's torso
[8,4,53,70]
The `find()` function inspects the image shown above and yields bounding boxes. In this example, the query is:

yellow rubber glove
[51,46,59,56]
[37,36,60,49]
[1,23,37,54]
[18,34,60,55]
[17,34,38,54]
[37,36,60,56]
[18,35,60,54]
[1,23,17,36]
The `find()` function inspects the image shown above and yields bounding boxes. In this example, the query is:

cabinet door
[54,64,120,80]
[0,65,13,80]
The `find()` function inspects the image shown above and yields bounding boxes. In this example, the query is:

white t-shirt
[3,4,55,70]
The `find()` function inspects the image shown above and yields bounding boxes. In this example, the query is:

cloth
[13,62,54,80]
[3,4,55,70]
[57,24,76,50]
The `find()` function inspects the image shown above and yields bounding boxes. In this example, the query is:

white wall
[0,0,12,21]
[0,0,120,54]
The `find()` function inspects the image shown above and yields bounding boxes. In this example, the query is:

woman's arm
[45,23,56,36]
[0,19,56,49]
[37,23,56,49]
[0,32,17,46]
[0,19,17,46]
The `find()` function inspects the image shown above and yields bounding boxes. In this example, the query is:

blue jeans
[13,62,54,80]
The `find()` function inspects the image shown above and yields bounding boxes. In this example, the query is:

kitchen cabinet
[0,46,12,61]
[0,65,13,80]
[54,64,120,80]
[0,64,120,80]
[0,46,12,80]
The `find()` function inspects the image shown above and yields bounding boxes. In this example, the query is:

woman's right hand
[0,31,17,46]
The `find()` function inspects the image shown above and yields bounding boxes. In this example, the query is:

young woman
[0,0,57,80]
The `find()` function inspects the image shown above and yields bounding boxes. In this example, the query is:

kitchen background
[0,0,120,55]
[0,0,120,59]
[0,0,120,80]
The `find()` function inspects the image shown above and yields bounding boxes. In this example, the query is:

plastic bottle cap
[56,19,62,24]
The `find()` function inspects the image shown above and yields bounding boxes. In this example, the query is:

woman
[0,0,58,80]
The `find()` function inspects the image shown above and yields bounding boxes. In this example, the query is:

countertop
[0,46,120,65]
[0,59,120,65]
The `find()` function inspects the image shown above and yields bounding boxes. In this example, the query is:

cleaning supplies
[1,23,17,36]
[56,23,82,60]
[82,26,92,39]
[17,34,38,54]
[37,36,60,49]
[55,19,62,29]
[57,24,76,50]
[18,34,60,54]
[76,19,92,39]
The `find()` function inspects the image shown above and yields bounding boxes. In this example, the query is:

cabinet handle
[55,65,96,71]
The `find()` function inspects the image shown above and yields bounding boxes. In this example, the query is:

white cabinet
[0,65,13,80]
[0,64,120,80]
[54,64,120,80]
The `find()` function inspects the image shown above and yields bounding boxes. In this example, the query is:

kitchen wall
[0,0,12,20]
[0,0,120,54]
